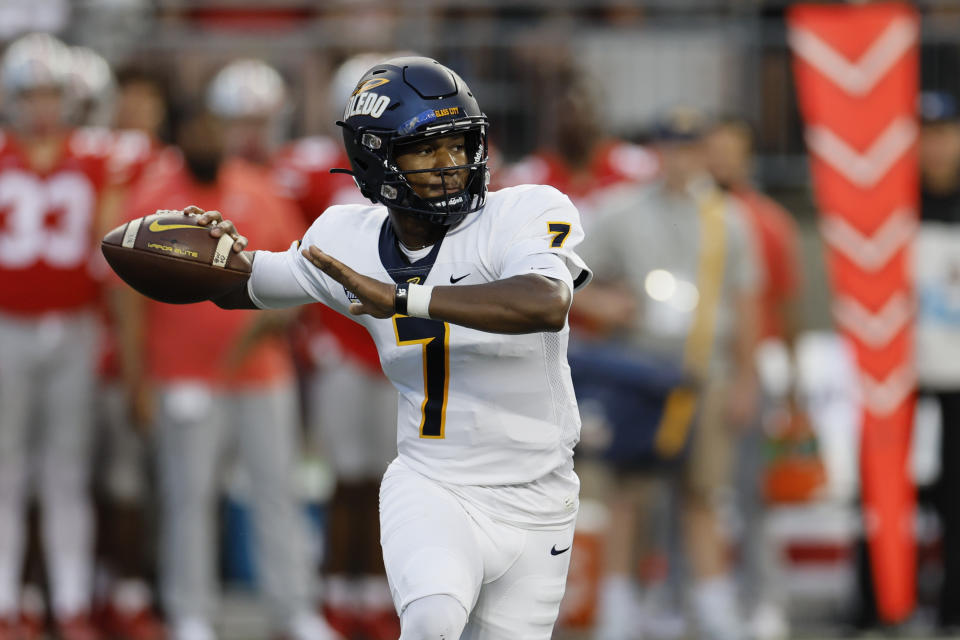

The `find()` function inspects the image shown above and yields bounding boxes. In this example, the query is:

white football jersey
[250,184,591,524]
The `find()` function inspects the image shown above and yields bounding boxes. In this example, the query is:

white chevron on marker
[833,292,913,349]
[788,16,917,96]
[819,210,916,272]
[859,363,915,417]
[806,117,917,189]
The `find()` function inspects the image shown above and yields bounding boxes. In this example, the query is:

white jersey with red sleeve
[0,127,113,315]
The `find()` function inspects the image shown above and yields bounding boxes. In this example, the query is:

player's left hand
[302,245,396,318]
[184,205,249,253]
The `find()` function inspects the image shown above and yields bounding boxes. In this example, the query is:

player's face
[657,138,705,187]
[115,81,166,136]
[704,126,751,191]
[178,112,224,184]
[15,87,64,135]
[221,116,273,164]
[920,121,960,187]
[395,133,469,199]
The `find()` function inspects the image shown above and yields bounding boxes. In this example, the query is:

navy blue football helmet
[336,56,489,226]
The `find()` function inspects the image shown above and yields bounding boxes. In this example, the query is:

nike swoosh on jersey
[149,220,204,233]
[550,544,571,556]
[449,273,470,284]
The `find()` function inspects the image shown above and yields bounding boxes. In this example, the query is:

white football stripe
[858,363,915,417]
[806,117,917,189]
[212,234,233,268]
[788,16,917,96]
[833,292,913,349]
[820,210,916,271]
[121,218,141,248]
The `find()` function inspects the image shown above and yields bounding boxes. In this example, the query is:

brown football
[101,210,251,304]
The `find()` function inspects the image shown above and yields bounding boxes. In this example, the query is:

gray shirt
[579,180,759,375]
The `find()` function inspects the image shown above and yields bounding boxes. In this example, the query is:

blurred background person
[112,104,340,640]
[206,59,289,170]
[92,62,173,640]
[914,90,960,634]
[109,65,176,188]
[574,107,760,640]
[494,56,658,227]
[0,32,117,640]
[705,115,807,640]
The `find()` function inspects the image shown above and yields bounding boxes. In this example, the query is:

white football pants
[380,458,576,640]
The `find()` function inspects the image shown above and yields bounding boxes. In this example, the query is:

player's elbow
[537,282,571,332]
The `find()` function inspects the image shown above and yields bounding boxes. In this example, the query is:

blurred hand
[129,379,155,434]
[783,400,815,439]
[725,372,759,430]
[302,245,396,318]
[572,283,637,333]
[183,204,248,253]
[222,309,297,370]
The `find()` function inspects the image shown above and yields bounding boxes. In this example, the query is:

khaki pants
[683,377,735,501]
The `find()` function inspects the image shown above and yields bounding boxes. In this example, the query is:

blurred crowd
[0,4,959,640]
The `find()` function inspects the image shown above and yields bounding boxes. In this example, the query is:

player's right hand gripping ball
[101,209,251,304]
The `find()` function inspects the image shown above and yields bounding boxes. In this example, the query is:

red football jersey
[97,132,176,379]
[0,128,113,315]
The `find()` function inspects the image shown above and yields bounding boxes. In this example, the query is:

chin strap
[329,168,355,176]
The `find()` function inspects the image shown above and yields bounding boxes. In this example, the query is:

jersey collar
[378,218,447,285]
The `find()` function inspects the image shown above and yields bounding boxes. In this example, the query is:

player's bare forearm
[734,291,760,378]
[302,245,570,333]
[428,274,571,334]
[223,307,298,367]
[570,279,636,333]
[110,288,146,383]
[111,287,155,429]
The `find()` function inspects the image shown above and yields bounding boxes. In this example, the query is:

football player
[0,32,117,640]
[183,56,592,640]
[206,58,289,168]
[92,64,173,640]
